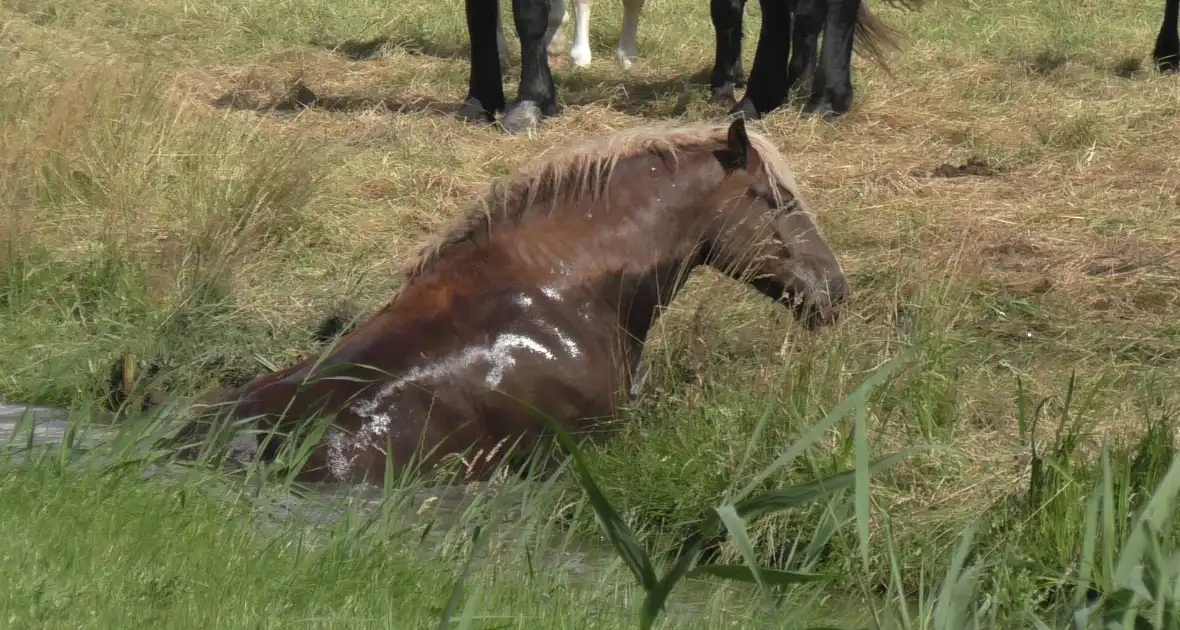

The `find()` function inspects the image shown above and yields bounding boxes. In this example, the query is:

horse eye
[748,184,781,210]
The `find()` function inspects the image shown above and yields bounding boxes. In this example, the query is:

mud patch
[976,236,1057,297]
[925,156,1000,179]
[980,238,1048,274]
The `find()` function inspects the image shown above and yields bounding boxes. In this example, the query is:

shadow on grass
[314,34,470,62]
[212,78,464,118]
[1015,48,1165,80]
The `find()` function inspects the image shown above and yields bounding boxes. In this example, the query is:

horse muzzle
[790,273,849,330]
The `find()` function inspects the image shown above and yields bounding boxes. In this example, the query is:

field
[3,0,1180,627]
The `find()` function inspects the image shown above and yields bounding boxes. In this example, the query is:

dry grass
[2,0,1179,602]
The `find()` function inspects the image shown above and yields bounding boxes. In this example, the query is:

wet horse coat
[176,118,849,484]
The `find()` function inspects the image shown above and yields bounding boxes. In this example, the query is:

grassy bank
[0,450,791,629]
[2,0,1180,626]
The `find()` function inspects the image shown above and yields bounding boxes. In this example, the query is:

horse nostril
[819,274,850,309]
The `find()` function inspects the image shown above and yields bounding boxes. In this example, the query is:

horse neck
[565,149,721,344]
[605,259,699,347]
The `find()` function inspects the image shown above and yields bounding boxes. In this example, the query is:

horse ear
[726,116,751,170]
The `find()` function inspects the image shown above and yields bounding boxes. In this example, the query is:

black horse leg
[460,0,506,123]
[786,0,823,105]
[1155,0,1180,73]
[709,0,749,104]
[803,0,859,120]
[502,0,559,134]
[732,0,796,119]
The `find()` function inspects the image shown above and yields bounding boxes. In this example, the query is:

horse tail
[853,0,931,75]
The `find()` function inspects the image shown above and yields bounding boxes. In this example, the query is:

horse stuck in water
[122,118,849,486]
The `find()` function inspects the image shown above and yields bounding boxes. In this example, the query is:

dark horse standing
[149,118,849,484]
[461,0,925,132]
[462,0,1176,132]
[460,0,559,133]
[710,0,926,121]
[713,0,1180,119]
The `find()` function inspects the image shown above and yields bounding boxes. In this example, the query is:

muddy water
[0,403,74,445]
[0,403,732,623]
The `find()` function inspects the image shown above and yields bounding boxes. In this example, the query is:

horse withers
[143,118,850,485]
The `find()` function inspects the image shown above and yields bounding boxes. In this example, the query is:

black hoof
[711,84,737,106]
[728,98,761,120]
[501,100,547,135]
[457,98,496,125]
[802,99,846,122]
[1156,33,1180,73]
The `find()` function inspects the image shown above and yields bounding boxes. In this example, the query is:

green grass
[0,421,877,629]
[3,0,1180,626]
[0,464,707,629]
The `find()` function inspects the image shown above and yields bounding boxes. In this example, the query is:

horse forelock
[742,130,813,219]
[398,121,807,288]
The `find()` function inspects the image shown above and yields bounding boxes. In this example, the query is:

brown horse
[153,117,850,485]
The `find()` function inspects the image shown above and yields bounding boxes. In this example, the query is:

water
[0,400,913,626]
[0,402,898,626]
[0,403,72,444]
[0,402,719,622]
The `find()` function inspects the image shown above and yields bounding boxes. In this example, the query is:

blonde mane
[400,121,807,284]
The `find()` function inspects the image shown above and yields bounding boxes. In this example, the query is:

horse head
[701,117,849,329]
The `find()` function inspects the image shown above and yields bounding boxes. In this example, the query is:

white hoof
[615,46,637,70]
[571,45,592,68]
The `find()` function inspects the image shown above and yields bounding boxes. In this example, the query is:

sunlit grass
[2,0,1180,626]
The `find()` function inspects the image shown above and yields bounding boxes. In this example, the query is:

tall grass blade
[854,403,871,571]
[642,533,708,628]
[735,450,917,521]
[510,395,657,590]
[437,525,488,630]
[714,504,781,619]
[713,508,762,590]
[1076,450,1103,607]
[934,522,977,630]
[733,349,911,504]
[1115,453,1180,587]
[1102,446,1117,584]
[729,394,777,499]
[803,490,852,568]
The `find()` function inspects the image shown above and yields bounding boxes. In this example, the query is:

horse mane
[400,121,807,286]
